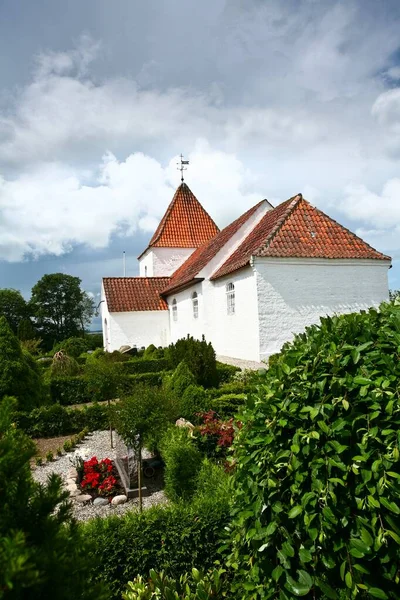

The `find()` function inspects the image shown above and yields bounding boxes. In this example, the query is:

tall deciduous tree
[0,288,28,333]
[30,273,94,346]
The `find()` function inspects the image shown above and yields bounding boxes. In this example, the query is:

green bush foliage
[211,393,246,418]
[84,496,229,600]
[0,316,46,411]
[16,402,109,438]
[123,567,230,600]
[216,361,241,384]
[160,427,202,502]
[179,384,210,423]
[50,376,88,405]
[165,361,196,399]
[50,350,80,377]
[228,302,400,599]
[122,358,169,374]
[0,396,107,599]
[85,358,124,402]
[166,336,218,388]
[60,336,88,358]
[193,458,231,504]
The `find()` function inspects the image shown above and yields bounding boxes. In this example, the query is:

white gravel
[32,430,168,522]
[217,355,267,371]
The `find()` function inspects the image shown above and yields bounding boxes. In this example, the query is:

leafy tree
[228,302,400,599]
[30,273,94,347]
[0,288,28,333]
[50,351,80,378]
[85,358,124,402]
[166,336,218,388]
[17,318,36,341]
[0,317,45,411]
[0,396,108,599]
[389,289,400,302]
[115,384,177,510]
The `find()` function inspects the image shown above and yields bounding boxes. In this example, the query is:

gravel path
[32,430,168,522]
[217,354,267,371]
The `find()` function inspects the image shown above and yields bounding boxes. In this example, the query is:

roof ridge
[103,276,170,280]
[254,194,302,255]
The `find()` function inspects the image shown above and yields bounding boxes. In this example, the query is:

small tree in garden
[0,396,107,599]
[228,302,400,599]
[50,350,80,377]
[0,316,45,411]
[115,385,176,511]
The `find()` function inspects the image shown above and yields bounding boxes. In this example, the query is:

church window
[172,298,178,322]
[192,291,198,319]
[226,282,235,315]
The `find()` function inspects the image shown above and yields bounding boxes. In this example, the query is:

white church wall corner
[139,247,196,277]
[254,257,390,361]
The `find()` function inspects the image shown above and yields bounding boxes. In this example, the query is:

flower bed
[76,456,124,500]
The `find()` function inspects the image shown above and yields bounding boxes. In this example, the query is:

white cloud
[0,146,264,261]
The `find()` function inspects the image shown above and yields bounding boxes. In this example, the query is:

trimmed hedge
[216,361,240,384]
[211,393,246,418]
[84,497,229,600]
[15,403,109,437]
[122,358,168,375]
[50,376,89,405]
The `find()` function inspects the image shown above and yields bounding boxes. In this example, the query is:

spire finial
[177,153,189,183]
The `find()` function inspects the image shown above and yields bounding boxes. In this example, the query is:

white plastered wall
[100,283,170,351]
[139,247,195,277]
[254,257,391,361]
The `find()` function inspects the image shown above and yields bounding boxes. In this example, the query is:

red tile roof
[162,201,266,295]
[103,277,169,312]
[138,183,219,258]
[211,195,391,280]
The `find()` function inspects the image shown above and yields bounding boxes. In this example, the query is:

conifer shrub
[50,350,80,377]
[228,302,400,599]
[166,336,218,388]
[179,384,210,423]
[0,316,46,411]
[0,397,107,599]
[216,361,241,384]
[211,393,246,418]
[160,427,202,502]
[165,361,197,399]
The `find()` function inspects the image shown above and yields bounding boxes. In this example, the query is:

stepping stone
[66,478,77,486]
[93,497,109,507]
[66,483,78,493]
[111,495,127,506]
[75,494,92,503]
[68,468,78,479]
[68,488,81,497]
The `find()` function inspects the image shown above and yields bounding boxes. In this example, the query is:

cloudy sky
[1,0,400,326]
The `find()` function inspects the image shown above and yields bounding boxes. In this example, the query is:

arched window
[226,282,235,315]
[192,291,198,319]
[172,298,178,322]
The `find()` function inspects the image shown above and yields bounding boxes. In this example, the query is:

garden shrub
[84,495,229,600]
[193,458,231,504]
[16,402,109,437]
[211,393,246,418]
[143,343,157,358]
[267,352,280,369]
[179,384,210,423]
[85,359,124,402]
[122,358,168,375]
[50,350,80,377]
[166,336,218,388]
[216,361,241,384]
[50,376,88,405]
[60,336,88,359]
[165,361,196,398]
[228,302,400,599]
[120,372,167,394]
[0,397,108,599]
[208,380,251,398]
[123,567,230,599]
[160,426,202,502]
[0,316,46,411]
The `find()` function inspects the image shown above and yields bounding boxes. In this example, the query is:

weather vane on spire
[177,153,189,182]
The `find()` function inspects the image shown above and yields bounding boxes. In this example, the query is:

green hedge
[84,497,229,600]
[122,358,169,375]
[120,372,167,394]
[211,393,246,418]
[15,403,109,437]
[50,376,89,405]
[216,361,240,384]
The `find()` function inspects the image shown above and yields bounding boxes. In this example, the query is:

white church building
[101,181,391,362]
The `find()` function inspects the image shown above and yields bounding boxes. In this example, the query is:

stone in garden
[67,468,78,479]
[175,418,194,430]
[75,494,92,503]
[119,345,131,353]
[66,482,78,491]
[111,494,127,506]
[66,477,77,486]
[68,488,81,497]
[93,497,109,507]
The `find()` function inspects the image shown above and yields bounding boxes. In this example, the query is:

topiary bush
[216,361,241,384]
[166,336,218,388]
[50,350,80,377]
[165,361,196,398]
[228,302,400,599]
[211,393,246,418]
[122,358,168,375]
[160,426,202,502]
[179,384,210,423]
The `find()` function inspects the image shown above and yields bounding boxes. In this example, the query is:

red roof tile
[211,195,391,280]
[162,201,266,295]
[103,277,169,312]
[138,183,219,258]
